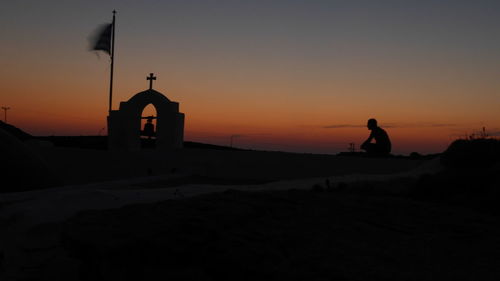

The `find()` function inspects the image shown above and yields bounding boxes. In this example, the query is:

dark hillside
[0,121,33,140]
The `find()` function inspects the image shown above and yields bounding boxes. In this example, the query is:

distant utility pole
[230,134,241,148]
[1,107,10,123]
[230,135,236,147]
[348,142,356,153]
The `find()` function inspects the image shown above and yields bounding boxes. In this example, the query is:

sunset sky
[1,0,499,154]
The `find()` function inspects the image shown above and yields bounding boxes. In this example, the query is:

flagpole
[109,10,116,113]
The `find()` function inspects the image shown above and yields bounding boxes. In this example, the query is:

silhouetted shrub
[409,152,422,159]
[441,138,500,169]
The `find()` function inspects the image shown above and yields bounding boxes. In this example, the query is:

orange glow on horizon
[4,81,496,156]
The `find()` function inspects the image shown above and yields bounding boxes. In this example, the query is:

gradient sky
[1,0,499,154]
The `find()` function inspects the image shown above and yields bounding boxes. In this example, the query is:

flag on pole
[91,23,113,55]
[90,11,116,113]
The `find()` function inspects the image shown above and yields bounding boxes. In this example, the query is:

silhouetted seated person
[361,118,391,156]
[142,117,155,139]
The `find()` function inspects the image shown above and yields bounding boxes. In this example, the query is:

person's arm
[364,131,374,144]
[361,131,374,149]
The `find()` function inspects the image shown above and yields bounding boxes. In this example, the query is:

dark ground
[32,145,426,186]
[2,124,499,280]
[58,139,500,281]
[62,186,500,281]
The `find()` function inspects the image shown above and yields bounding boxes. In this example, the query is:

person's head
[367,118,377,130]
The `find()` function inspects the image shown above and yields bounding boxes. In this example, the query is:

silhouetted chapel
[107,73,184,150]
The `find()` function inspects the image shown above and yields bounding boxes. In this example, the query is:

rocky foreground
[51,185,500,281]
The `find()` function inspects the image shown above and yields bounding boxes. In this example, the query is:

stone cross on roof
[147,73,156,90]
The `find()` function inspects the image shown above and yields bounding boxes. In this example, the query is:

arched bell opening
[140,103,157,149]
